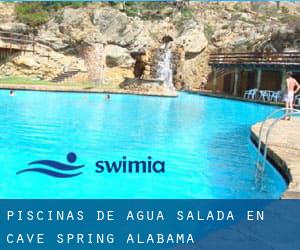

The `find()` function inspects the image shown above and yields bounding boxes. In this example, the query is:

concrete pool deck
[251,118,300,199]
[0,84,178,97]
[187,90,287,107]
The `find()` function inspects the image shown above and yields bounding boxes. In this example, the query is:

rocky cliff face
[0,2,299,89]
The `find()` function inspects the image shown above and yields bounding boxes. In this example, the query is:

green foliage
[43,2,87,11]
[0,76,95,88]
[123,2,176,20]
[233,3,248,13]
[124,8,140,18]
[15,2,88,27]
[281,6,289,14]
[180,8,193,20]
[15,3,50,27]
[0,76,53,85]
[204,23,215,41]
[233,3,243,12]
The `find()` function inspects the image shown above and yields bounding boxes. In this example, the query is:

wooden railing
[209,52,300,65]
[0,30,35,52]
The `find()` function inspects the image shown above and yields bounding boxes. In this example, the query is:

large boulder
[105,45,134,68]
[176,20,208,54]
[37,29,69,51]
[119,77,177,96]
[60,8,91,28]
[269,25,300,52]
[0,22,29,33]
[58,8,100,44]
[12,56,39,69]
[0,44,86,80]
[120,20,157,50]
[181,50,210,89]
[92,8,129,43]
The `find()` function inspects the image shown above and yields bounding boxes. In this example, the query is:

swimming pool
[0,90,286,198]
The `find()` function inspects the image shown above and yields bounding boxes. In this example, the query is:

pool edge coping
[250,124,300,199]
[0,84,178,98]
[184,90,285,107]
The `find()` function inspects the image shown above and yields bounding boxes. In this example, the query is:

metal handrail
[256,108,300,171]
[261,110,300,170]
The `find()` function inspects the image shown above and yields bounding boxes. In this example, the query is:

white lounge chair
[243,88,258,99]
[270,91,282,103]
[243,90,251,98]
[259,90,270,101]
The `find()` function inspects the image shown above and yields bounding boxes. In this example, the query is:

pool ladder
[255,108,300,184]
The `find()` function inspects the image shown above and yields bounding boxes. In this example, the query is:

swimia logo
[16,153,85,178]
[16,153,165,178]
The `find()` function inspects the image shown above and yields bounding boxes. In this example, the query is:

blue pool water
[0,90,286,198]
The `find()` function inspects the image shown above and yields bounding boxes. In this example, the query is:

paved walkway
[251,118,300,198]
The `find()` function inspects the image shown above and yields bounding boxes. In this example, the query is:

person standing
[284,72,300,120]
[200,76,207,90]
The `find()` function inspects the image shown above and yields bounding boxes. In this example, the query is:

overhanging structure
[208,52,300,96]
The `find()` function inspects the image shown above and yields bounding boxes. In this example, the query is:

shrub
[15,2,88,27]
[281,6,289,14]
[180,8,193,19]
[204,23,215,40]
[124,8,140,18]
[15,3,50,27]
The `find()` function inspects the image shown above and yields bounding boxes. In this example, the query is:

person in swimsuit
[200,76,207,90]
[284,72,300,120]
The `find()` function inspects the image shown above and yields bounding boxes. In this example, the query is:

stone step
[51,70,82,83]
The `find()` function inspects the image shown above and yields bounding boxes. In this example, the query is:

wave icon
[16,152,85,178]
